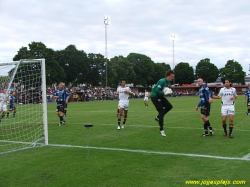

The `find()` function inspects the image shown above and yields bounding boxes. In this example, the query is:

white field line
[48,143,250,161]
[241,153,250,160]
[1,140,249,161]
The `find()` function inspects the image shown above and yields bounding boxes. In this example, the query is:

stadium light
[170,34,177,70]
[104,16,110,88]
[171,34,177,90]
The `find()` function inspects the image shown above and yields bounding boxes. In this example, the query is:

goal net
[0,59,48,154]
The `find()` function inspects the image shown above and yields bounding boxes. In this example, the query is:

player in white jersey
[144,90,149,107]
[213,79,237,138]
[115,80,134,130]
[0,89,9,122]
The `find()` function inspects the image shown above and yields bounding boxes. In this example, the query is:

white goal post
[0,59,48,154]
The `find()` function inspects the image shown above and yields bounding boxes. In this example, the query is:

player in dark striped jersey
[7,91,17,118]
[54,83,69,126]
[195,78,214,137]
[244,85,250,116]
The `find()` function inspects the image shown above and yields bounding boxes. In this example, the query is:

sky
[0,0,250,75]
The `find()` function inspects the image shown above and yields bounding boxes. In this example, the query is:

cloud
[0,0,249,75]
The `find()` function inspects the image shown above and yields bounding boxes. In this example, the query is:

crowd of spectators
[0,82,42,104]
[46,83,146,102]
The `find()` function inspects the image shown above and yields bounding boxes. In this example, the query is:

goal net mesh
[0,59,46,154]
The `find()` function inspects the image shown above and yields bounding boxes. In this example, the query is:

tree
[219,60,246,84]
[56,45,89,85]
[152,63,171,85]
[126,53,155,87]
[110,55,136,87]
[86,53,105,86]
[195,58,219,83]
[13,41,64,85]
[175,62,195,85]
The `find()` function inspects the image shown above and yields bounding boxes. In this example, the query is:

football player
[244,85,250,116]
[213,79,237,138]
[115,80,134,130]
[195,78,214,137]
[151,70,174,137]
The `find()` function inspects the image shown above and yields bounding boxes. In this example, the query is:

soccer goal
[0,59,48,154]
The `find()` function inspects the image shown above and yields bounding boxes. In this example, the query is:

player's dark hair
[165,70,175,77]
[225,79,232,87]
[120,80,126,83]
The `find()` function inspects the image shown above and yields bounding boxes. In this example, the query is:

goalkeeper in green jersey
[151,70,174,137]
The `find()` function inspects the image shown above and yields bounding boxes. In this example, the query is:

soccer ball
[163,87,173,95]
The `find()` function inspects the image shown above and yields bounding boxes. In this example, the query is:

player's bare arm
[213,95,221,99]
[65,96,69,104]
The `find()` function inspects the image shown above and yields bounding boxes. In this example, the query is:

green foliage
[12,42,247,88]
[153,63,171,84]
[127,53,155,87]
[56,45,89,85]
[175,62,195,85]
[86,53,106,86]
[195,58,219,84]
[219,60,246,84]
[110,55,136,86]
[13,42,65,85]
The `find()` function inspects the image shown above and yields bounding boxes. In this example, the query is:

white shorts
[118,101,129,110]
[144,97,148,101]
[221,105,235,116]
[1,104,7,112]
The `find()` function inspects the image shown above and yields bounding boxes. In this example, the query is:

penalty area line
[242,153,250,160]
[48,143,250,161]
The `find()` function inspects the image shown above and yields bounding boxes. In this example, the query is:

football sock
[59,116,64,122]
[203,123,208,134]
[123,118,127,124]
[7,113,9,117]
[118,119,121,126]
[205,120,212,130]
[223,124,227,133]
[1,114,5,119]
[248,109,250,114]
[64,110,67,115]
[13,111,16,117]
[229,124,234,134]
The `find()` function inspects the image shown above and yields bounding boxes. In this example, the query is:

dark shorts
[247,100,250,107]
[64,103,68,108]
[151,96,172,112]
[9,105,16,111]
[200,103,210,116]
[56,101,65,112]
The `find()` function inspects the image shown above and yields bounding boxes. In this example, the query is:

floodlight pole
[171,34,177,90]
[104,16,110,88]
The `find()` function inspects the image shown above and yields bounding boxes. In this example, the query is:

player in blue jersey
[195,78,214,137]
[244,85,250,116]
[7,91,17,118]
[54,82,69,126]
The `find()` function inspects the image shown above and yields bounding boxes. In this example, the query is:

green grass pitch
[0,95,250,186]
